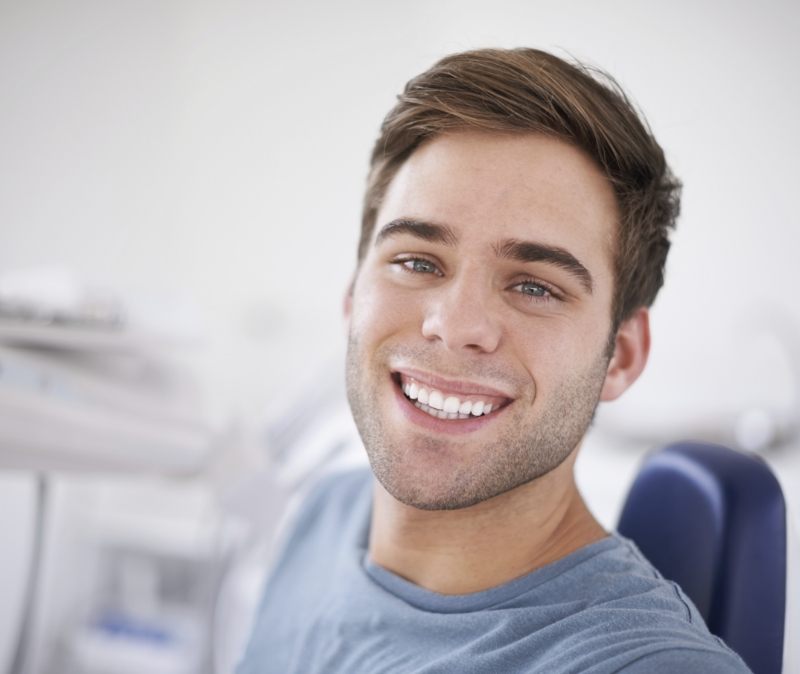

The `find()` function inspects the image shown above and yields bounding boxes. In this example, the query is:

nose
[420,275,502,353]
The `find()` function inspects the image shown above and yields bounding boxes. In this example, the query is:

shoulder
[567,534,704,622]
[617,646,752,672]
[249,467,373,614]
[510,535,751,672]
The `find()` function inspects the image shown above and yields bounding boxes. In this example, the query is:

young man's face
[346,131,625,510]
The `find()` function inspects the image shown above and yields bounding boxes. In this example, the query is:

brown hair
[358,48,681,328]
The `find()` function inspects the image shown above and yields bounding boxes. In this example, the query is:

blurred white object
[0,267,204,352]
[60,481,235,674]
[0,268,224,674]
[0,267,217,474]
[0,475,38,674]
[0,346,216,473]
[0,266,123,328]
[734,408,777,452]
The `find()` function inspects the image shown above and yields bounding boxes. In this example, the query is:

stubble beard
[345,334,610,511]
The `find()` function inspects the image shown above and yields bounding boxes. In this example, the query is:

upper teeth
[403,382,494,417]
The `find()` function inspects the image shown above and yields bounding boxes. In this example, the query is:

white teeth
[414,399,497,420]
[402,380,500,419]
[443,396,460,413]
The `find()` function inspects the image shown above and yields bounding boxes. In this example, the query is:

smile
[394,371,512,422]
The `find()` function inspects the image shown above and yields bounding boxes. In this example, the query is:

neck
[367,458,606,595]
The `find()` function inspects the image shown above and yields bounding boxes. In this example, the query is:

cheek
[510,314,609,383]
[350,276,418,341]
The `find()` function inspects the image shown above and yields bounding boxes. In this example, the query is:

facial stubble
[346,334,610,511]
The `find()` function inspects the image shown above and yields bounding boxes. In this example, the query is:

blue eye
[513,279,559,302]
[397,258,441,275]
[519,281,547,296]
[410,259,437,273]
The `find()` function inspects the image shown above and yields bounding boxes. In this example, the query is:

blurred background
[1,0,799,672]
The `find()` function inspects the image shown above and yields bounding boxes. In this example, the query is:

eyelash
[512,278,560,303]
[390,256,562,303]
[392,256,444,277]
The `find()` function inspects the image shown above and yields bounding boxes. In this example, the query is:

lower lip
[391,378,506,435]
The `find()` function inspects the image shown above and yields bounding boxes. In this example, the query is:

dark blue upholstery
[617,441,786,674]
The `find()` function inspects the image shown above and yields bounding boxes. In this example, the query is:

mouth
[391,370,513,422]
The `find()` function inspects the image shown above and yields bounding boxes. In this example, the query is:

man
[237,49,751,672]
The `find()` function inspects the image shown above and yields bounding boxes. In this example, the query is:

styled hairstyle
[359,48,681,328]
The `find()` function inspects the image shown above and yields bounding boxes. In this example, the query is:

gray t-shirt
[237,469,751,673]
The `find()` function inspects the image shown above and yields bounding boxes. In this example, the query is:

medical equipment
[0,269,223,674]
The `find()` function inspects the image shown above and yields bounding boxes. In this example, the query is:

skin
[345,130,650,595]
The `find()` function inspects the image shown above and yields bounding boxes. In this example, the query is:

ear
[600,307,650,402]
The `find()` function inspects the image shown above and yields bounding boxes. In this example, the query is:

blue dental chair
[617,441,791,674]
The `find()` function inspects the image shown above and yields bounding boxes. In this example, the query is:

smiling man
[237,49,751,673]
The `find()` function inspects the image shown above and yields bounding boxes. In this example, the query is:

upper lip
[392,366,515,400]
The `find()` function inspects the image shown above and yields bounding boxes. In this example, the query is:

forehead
[374,131,618,286]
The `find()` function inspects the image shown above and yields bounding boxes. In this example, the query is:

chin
[370,453,538,511]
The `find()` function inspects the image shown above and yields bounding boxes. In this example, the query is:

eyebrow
[374,217,593,293]
[375,218,459,247]
[495,239,593,293]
